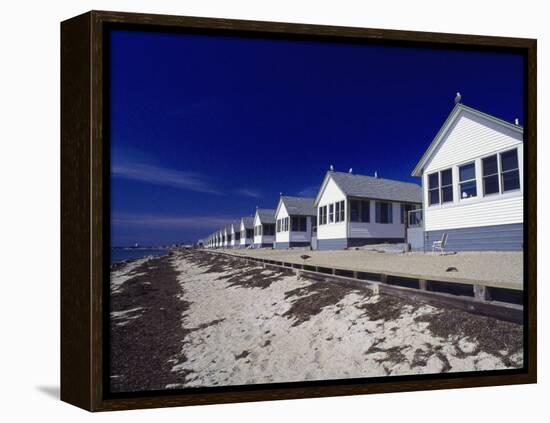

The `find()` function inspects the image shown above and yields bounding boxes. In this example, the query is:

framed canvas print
[60,10,536,411]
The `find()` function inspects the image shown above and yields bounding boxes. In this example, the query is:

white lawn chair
[432,232,448,254]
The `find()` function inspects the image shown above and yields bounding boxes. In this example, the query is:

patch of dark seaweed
[181,250,250,275]
[411,348,430,368]
[414,309,523,364]
[282,280,357,326]
[357,294,417,322]
[226,267,292,289]
[366,344,408,364]
[183,318,225,336]
[235,350,250,360]
[109,255,192,392]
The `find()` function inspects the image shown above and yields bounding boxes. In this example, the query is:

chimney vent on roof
[349,168,353,173]
[515,118,519,125]
[329,165,334,171]
[455,92,462,104]
[374,171,378,178]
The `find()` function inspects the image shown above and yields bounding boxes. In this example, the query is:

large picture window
[500,149,520,192]
[375,201,393,224]
[263,224,275,236]
[291,216,307,232]
[459,162,477,199]
[349,199,370,223]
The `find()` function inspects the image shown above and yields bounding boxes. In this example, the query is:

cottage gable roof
[277,196,316,217]
[240,216,254,229]
[315,171,421,205]
[255,208,276,224]
[411,103,523,177]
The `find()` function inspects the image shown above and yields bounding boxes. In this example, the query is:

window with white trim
[428,172,439,205]
[319,205,327,225]
[500,149,520,192]
[428,168,453,205]
[440,168,453,203]
[328,204,334,223]
[459,162,477,199]
[334,201,345,223]
[482,155,499,195]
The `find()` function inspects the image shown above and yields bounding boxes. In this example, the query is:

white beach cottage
[222,226,230,248]
[274,196,317,249]
[314,170,422,250]
[229,221,241,248]
[411,102,523,251]
[253,208,276,248]
[239,216,254,248]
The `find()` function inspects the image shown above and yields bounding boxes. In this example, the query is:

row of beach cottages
[205,102,524,252]
[205,171,423,250]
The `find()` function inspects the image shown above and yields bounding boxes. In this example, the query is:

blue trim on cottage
[424,223,523,252]
[274,241,312,249]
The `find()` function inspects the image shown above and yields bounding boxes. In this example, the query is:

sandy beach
[109,250,523,393]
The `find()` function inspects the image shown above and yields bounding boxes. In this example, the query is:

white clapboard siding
[425,194,523,231]
[425,111,522,174]
[422,109,523,231]
[275,202,290,244]
[317,177,347,240]
[239,220,252,246]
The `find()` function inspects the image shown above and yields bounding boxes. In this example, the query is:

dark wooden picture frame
[61,10,537,412]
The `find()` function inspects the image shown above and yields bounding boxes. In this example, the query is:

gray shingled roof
[329,171,422,203]
[230,220,241,232]
[281,196,316,216]
[256,208,276,224]
[241,216,254,229]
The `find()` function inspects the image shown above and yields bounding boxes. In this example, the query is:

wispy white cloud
[112,213,235,229]
[234,188,262,198]
[111,152,222,195]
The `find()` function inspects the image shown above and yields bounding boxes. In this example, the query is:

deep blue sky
[109,29,524,246]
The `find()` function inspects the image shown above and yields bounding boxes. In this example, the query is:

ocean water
[111,249,168,265]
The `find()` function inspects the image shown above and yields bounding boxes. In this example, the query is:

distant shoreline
[110,248,170,266]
